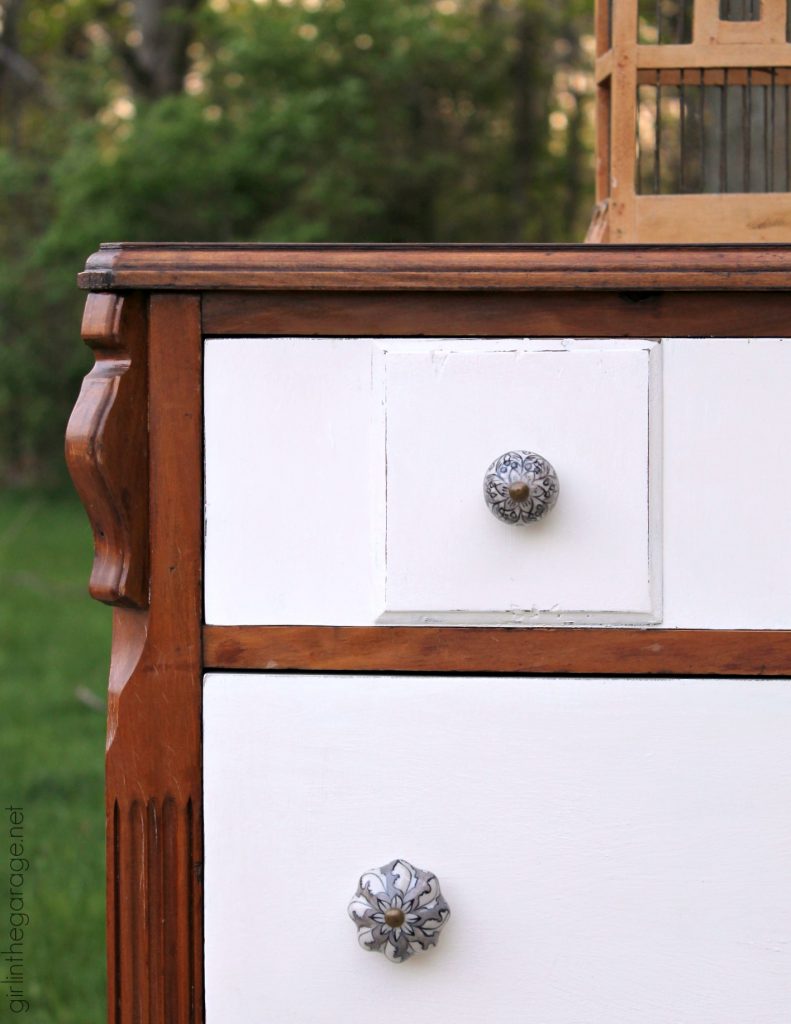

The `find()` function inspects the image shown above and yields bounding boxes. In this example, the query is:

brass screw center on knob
[508,480,531,502]
[384,907,405,928]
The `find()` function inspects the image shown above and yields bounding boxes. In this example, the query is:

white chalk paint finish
[379,340,659,622]
[662,337,791,628]
[204,673,791,1024]
[204,336,791,627]
[205,336,378,625]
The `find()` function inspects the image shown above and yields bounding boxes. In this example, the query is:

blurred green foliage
[0,0,594,484]
[0,5,595,1015]
[0,494,109,1022]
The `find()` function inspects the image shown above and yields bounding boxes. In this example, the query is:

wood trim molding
[78,243,791,292]
[69,292,205,1023]
[66,293,149,608]
[203,626,791,677]
[636,43,791,68]
[201,289,791,338]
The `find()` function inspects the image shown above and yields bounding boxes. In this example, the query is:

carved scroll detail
[66,293,149,608]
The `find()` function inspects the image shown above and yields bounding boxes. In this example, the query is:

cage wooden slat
[590,0,791,240]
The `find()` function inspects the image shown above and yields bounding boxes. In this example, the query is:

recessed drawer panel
[204,336,791,628]
[204,673,791,1024]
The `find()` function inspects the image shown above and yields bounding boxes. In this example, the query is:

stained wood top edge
[78,243,791,291]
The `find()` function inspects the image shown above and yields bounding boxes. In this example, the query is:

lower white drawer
[204,673,791,1024]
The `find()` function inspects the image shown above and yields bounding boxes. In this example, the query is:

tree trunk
[119,0,202,100]
[509,3,552,239]
[0,0,39,149]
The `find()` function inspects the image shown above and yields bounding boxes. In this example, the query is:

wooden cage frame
[589,0,791,241]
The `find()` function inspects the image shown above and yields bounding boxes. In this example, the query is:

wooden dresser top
[79,242,791,292]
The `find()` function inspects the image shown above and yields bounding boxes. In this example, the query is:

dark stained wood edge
[79,242,791,292]
[202,289,791,338]
[65,293,149,608]
[203,626,791,677]
[100,295,204,1024]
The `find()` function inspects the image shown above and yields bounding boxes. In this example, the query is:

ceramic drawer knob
[348,858,451,963]
[483,449,559,524]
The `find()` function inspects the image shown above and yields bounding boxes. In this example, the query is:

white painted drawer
[204,673,791,1024]
[204,336,791,628]
[380,340,658,623]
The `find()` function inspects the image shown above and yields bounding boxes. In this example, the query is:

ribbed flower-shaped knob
[348,859,450,963]
[483,450,559,524]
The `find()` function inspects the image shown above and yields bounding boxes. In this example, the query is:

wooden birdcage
[588,0,791,241]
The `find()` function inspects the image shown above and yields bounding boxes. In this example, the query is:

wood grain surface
[201,289,791,337]
[75,294,206,1024]
[65,292,149,608]
[78,243,791,291]
[203,625,791,677]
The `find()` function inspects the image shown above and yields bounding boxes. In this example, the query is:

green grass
[0,493,110,1023]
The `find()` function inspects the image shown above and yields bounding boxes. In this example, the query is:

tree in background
[0,0,594,485]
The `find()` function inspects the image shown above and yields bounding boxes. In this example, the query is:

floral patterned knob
[483,449,559,525]
[348,858,451,963]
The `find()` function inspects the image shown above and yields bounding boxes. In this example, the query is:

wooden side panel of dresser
[67,246,791,1024]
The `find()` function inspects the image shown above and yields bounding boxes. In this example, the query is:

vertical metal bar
[770,72,774,193]
[679,71,686,191]
[636,86,642,195]
[656,0,662,44]
[720,69,728,192]
[677,0,686,43]
[785,82,790,191]
[745,68,751,192]
[635,84,643,195]
[655,70,662,192]
[701,71,707,191]
[765,77,770,191]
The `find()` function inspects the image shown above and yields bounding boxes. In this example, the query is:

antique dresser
[67,244,791,1023]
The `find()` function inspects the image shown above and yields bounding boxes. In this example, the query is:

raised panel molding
[376,339,661,624]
